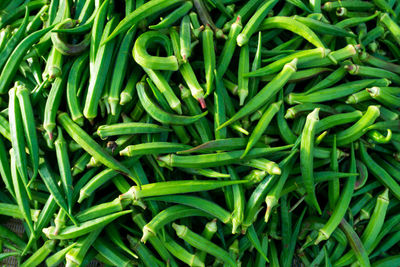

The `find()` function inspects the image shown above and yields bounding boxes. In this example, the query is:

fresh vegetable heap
[1,0,400,266]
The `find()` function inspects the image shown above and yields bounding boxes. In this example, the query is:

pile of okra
[3,0,400,266]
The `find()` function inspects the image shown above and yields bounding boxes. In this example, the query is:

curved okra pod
[54,127,73,214]
[104,0,185,43]
[97,122,171,139]
[173,223,236,267]
[367,86,400,108]
[300,108,321,214]
[133,31,178,71]
[360,142,400,200]
[147,195,231,224]
[141,205,210,243]
[57,112,140,186]
[8,86,30,197]
[316,110,363,133]
[158,145,292,168]
[259,16,325,48]
[150,1,193,30]
[315,143,357,245]
[16,84,39,181]
[242,101,282,158]
[51,19,91,56]
[43,210,132,240]
[236,0,278,46]
[137,82,207,125]
[326,105,380,146]
[217,58,297,130]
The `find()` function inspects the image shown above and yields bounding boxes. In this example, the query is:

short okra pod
[57,112,141,186]
[300,108,322,214]
[237,44,249,105]
[20,240,56,267]
[236,0,278,46]
[141,205,210,243]
[137,82,207,125]
[173,223,236,267]
[180,15,191,62]
[346,64,400,84]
